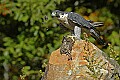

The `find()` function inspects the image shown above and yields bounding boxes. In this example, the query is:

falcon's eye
[53,12,57,15]
[53,11,58,16]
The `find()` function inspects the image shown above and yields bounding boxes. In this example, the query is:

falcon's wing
[67,12,105,44]
[67,12,93,29]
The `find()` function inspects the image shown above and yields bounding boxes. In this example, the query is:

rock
[42,40,120,80]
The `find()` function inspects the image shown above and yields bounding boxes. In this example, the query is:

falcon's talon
[67,35,76,41]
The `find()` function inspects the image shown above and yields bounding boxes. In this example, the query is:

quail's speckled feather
[60,36,75,60]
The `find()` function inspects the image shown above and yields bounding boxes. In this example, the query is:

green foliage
[104,31,120,64]
[0,0,120,80]
[0,0,64,79]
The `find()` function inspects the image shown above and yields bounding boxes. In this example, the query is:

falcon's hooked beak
[51,12,56,17]
[51,10,60,18]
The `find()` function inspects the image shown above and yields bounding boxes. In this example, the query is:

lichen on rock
[42,37,120,80]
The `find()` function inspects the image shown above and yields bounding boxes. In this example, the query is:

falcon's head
[52,10,68,21]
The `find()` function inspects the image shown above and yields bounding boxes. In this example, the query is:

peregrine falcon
[52,10,105,44]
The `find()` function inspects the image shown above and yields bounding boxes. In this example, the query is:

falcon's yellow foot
[67,35,76,42]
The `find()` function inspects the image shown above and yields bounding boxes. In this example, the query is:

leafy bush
[0,0,64,79]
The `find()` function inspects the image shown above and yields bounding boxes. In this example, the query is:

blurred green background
[0,0,120,80]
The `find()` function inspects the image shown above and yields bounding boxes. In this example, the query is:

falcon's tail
[88,20,104,27]
[90,28,105,45]
[91,22,104,27]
